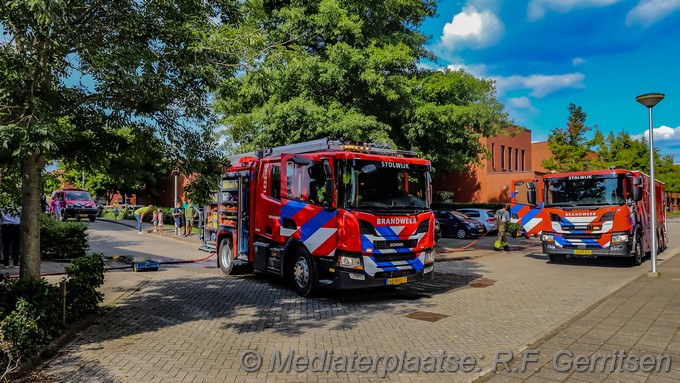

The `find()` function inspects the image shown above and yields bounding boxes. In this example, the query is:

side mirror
[323,178,335,208]
[633,186,642,202]
[323,159,332,177]
[292,155,312,166]
[528,190,536,206]
[360,164,377,174]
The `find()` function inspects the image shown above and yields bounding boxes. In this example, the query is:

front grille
[375,269,417,278]
[563,234,602,240]
[561,225,595,231]
[373,253,417,263]
[374,239,418,250]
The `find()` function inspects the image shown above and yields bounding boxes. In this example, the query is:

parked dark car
[434,210,486,239]
[434,219,442,242]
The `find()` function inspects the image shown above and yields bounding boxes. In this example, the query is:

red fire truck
[205,138,436,296]
[513,169,667,265]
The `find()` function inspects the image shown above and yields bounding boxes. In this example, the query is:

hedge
[40,216,89,260]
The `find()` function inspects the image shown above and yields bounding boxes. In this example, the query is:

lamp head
[636,93,665,108]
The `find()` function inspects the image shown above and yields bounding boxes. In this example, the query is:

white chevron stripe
[280,227,296,237]
[303,228,337,253]
[390,226,405,235]
[523,218,542,233]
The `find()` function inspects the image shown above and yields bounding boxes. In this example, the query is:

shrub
[64,253,105,321]
[40,216,89,260]
[1,299,43,358]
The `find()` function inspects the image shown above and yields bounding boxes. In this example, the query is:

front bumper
[327,264,434,289]
[542,242,632,257]
[63,207,98,217]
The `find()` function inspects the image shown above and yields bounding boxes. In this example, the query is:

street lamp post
[636,92,664,277]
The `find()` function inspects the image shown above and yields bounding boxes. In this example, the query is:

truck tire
[218,238,235,275]
[629,236,643,266]
[291,247,318,297]
[548,254,566,263]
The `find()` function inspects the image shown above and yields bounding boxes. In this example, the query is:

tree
[0,0,245,279]
[543,103,596,172]
[216,0,508,171]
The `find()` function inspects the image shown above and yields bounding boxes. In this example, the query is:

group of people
[134,200,198,238]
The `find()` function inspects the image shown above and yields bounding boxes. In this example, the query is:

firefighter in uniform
[494,203,511,251]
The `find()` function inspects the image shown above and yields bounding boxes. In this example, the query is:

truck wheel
[456,229,468,239]
[89,216,96,222]
[629,236,643,266]
[548,254,566,263]
[218,238,235,275]
[291,248,318,297]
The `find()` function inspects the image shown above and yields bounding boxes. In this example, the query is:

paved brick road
[37,220,680,383]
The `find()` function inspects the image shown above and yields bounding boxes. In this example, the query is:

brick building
[433,127,544,203]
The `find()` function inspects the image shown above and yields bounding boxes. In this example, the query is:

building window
[521,150,525,171]
[491,143,495,168]
[515,148,519,171]
[500,145,505,170]
[507,146,512,172]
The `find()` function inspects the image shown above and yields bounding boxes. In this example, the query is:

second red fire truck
[512,169,667,265]
[203,138,436,296]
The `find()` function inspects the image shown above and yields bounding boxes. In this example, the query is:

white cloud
[527,0,623,21]
[493,73,586,98]
[572,57,586,66]
[633,125,680,141]
[507,96,534,109]
[441,6,504,50]
[446,63,490,78]
[626,0,680,27]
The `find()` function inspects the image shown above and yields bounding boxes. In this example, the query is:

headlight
[422,250,435,264]
[339,255,363,269]
[611,233,629,244]
[542,233,555,243]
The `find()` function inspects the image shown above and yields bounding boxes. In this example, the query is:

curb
[471,245,680,383]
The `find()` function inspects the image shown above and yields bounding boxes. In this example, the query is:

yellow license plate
[79,214,89,217]
[574,249,592,255]
[387,276,408,285]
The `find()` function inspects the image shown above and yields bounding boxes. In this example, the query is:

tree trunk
[20,150,44,279]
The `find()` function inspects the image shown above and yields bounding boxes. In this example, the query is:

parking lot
[35,219,680,383]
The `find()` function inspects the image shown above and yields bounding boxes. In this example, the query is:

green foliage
[0,277,62,360]
[64,254,105,322]
[216,0,507,172]
[437,191,455,202]
[40,216,89,260]
[505,222,523,236]
[0,299,43,358]
[543,103,597,172]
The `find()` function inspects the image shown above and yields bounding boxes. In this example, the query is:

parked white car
[455,208,497,232]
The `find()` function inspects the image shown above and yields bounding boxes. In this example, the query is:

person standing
[157,208,164,234]
[112,201,120,220]
[1,208,20,268]
[152,209,159,232]
[184,200,197,237]
[172,202,182,237]
[494,203,511,251]
[134,205,154,234]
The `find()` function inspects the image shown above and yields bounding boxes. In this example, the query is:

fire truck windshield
[339,161,430,211]
[545,175,626,207]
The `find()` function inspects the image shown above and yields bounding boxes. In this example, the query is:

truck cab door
[280,154,338,257]
[510,179,545,237]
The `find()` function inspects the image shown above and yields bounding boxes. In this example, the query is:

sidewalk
[479,251,680,383]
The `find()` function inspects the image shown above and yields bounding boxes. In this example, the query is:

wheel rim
[457,229,466,238]
[220,243,232,269]
[293,257,310,288]
[636,239,643,263]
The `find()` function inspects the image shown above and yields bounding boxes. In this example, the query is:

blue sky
[420,0,680,158]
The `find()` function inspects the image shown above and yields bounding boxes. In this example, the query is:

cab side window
[269,165,281,200]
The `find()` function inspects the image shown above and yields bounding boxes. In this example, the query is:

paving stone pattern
[39,220,680,383]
